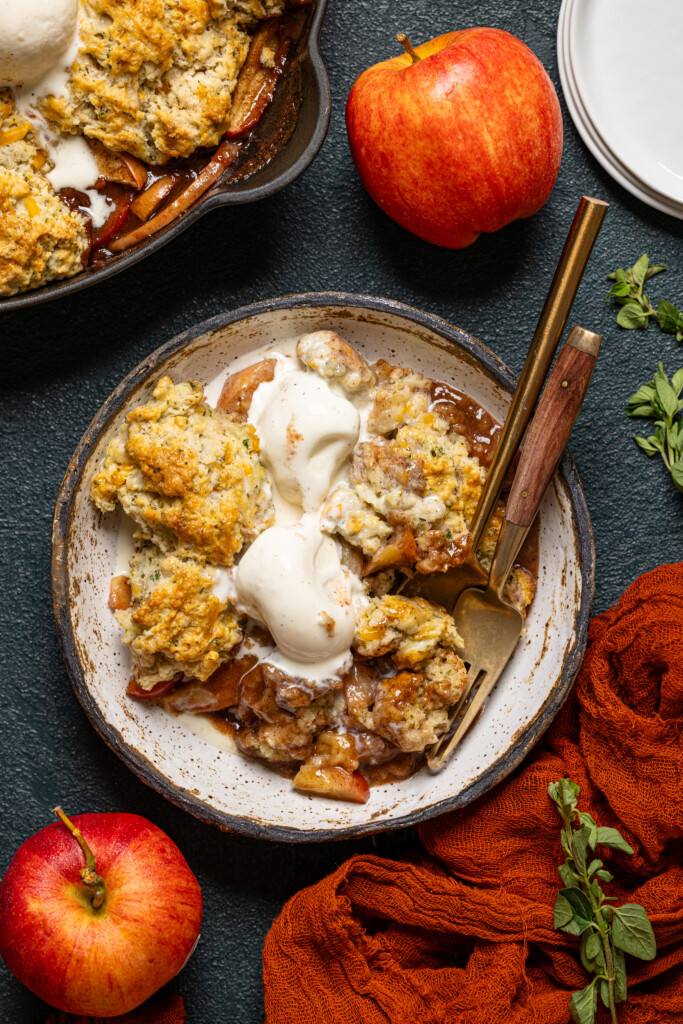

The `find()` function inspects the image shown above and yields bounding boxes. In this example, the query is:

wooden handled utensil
[406,195,608,612]
[427,325,602,772]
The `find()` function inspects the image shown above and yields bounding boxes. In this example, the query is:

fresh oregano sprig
[606,254,683,339]
[549,779,656,1024]
[626,363,683,492]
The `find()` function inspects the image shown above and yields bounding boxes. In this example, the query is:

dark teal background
[1,0,682,1020]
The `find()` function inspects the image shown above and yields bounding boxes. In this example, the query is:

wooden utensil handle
[505,327,602,529]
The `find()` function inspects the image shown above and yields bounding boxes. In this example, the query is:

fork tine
[426,660,482,769]
[429,663,506,771]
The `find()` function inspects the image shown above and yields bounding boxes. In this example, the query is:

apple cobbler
[92,333,535,802]
[0,0,308,297]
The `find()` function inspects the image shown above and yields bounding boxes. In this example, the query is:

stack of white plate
[558,0,683,220]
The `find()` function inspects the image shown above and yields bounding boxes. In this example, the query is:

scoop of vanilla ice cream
[234,516,357,676]
[249,367,360,514]
[0,0,78,86]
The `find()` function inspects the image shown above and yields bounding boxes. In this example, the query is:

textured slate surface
[1,0,682,1020]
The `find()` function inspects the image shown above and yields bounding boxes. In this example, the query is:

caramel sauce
[202,713,236,738]
[430,380,501,468]
[365,753,420,787]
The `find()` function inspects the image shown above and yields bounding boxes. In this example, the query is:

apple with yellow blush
[346,27,563,248]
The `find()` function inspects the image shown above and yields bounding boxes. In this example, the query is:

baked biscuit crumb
[41,0,287,164]
[0,91,89,297]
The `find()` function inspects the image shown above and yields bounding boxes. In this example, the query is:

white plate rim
[558,0,683,221]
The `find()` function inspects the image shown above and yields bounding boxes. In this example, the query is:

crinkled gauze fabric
[263,563,683,1024]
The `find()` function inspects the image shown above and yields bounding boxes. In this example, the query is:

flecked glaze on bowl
[52,294,595,842]
[0,0,331,312]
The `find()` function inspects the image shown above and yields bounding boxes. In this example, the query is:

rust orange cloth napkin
[263,563,683,1023]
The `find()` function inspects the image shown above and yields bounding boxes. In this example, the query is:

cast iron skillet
[1,0,331,312]
[52,293,596,843]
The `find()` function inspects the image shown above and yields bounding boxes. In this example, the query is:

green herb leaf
[596,827,634,855]
[560,887,594,933]
[671,461,683,491]
[634,435,660,456]
[626,364,683,492]
[551,779,657,1023]
[613,943,628,1002]
[631,253,650,290]
[580,930,605,973]
[626,382,657,411]
[548,778,580,818]
[606,255,680,336]
[612,904,657,960]
[606,281,631,300]
[570,981,597,1024]
[572,827,592,875]
[654,372,679,421]
[627,402,658,419]
[658,299,682,334]
[559,862,576,888]
[617,303,650,329]
[577,811,599,849]
[553,892,575,930]
[585,932,601,961]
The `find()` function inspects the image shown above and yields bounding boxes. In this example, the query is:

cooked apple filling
[1,0,303,296]
[94,333,536,800]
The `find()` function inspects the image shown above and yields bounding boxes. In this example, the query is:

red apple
[0,809,202,1017]
[346,28,563,249]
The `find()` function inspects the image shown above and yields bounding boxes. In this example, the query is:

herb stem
[600,929,619,1024]
[575,813,618,1024]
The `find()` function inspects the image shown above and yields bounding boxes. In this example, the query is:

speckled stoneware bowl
[1,0,330,312]
[52,293,595,842]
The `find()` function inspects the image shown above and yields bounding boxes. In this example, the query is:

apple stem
[53,807,106,910]
[397,33,422,64]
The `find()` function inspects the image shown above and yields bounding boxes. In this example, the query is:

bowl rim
[0,0,331,314]
[51,292,596,843]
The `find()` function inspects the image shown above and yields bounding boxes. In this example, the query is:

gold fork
[427,325,602,771]
[406,195,608,613]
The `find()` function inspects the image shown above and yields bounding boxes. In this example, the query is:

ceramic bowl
[52,293,595,842]
[1,0,331,312]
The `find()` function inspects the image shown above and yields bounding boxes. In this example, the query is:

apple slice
[225,10,307,137]
[92,186,133,249]
[363,526,418,575]
[126,674,182,700]
[129,173,178,223]
[88,140,147,190]
[109,139,239,253]
[293,764,370,803]
[216,359,276,421]
[108,574,131,611]
[162,656,257,713]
